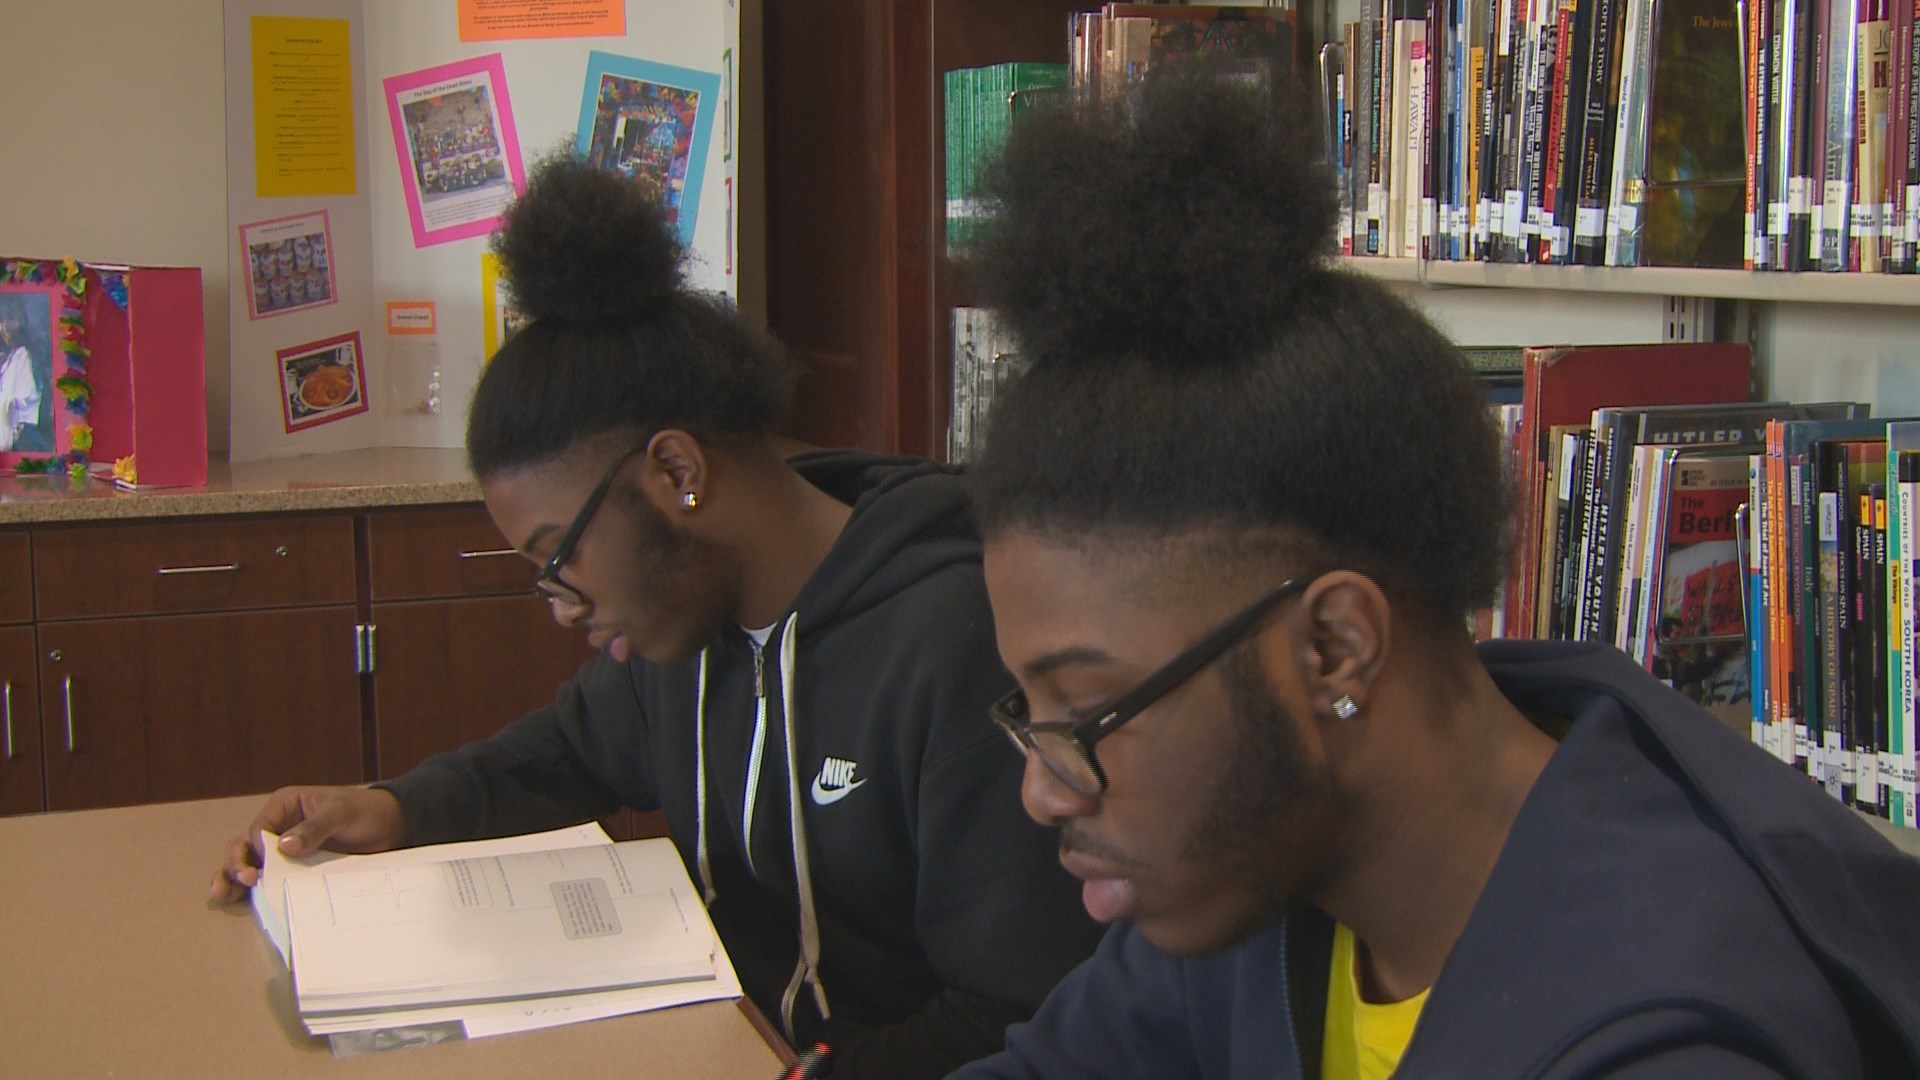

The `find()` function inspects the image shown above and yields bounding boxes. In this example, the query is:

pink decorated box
[0,258,206,487]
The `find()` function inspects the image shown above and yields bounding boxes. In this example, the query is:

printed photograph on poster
[0,285,60,455]
[575,51,720,246]
[239,210,338,320]
[480,251,530,360]
[383,55,526,248]
[277,331,369,433]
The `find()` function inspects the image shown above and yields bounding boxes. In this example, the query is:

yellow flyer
[251,16,356,197]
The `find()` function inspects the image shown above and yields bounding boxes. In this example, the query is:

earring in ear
[682,491,700,511]
[1332,695,1360,720]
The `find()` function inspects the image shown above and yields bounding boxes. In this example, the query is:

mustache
[1058,825,1144,872]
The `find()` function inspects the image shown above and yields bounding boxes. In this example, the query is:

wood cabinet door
[39,607,364,811]
[370,594,595,776]
[367,595,646,840]
[0,627,42,816]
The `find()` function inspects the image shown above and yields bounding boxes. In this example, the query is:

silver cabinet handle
[156,562,240,576]
[62,676,74,753]
[2,681,11,760]
[456,548,516,559]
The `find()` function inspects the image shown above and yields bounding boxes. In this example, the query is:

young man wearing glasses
[948,75,1920,1079]
[210,156,1101,1079]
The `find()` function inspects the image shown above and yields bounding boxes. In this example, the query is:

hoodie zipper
[1282,917,1303,1080]
[741,637,770,880]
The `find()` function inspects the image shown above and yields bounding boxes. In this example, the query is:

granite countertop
[0,448,482,524]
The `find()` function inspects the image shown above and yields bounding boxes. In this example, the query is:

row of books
[945,311,1521,466]
[943,63,1067,251]
[1066,3,1298,95]
[1485,340,1920,825]
[1745,415,1920,824]
[1494,343,1756,642]
[943,6,1301,252]
[1319,0,1920,271]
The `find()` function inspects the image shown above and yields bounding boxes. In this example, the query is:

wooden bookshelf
[1339,256,1920,308]
[761,1,1082,458]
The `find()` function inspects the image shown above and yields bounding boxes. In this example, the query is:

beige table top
[0,795,786,1079]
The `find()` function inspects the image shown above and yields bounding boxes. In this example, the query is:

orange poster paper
[385,300,437,335]
[457,0,625,42]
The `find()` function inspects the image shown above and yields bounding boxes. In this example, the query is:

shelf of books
[1491,342,1920,833]
[1320,0,1920,289]
[1340,256,1920,307]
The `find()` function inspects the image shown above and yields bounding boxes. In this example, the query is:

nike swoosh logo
[810,775,866,806]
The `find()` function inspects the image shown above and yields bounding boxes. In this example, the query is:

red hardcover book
[1509,342,1754,634]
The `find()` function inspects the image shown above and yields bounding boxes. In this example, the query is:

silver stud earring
[682,491,699,510]
[1332,694,1359,720]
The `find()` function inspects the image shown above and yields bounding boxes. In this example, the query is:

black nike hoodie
[379,450,1103,1078]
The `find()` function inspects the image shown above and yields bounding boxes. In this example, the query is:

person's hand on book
[209,786,407,902]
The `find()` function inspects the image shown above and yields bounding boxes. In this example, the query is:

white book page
[252,822,613,967]
[288,838,715,1014]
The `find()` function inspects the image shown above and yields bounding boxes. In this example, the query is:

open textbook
[251,823,741,1040]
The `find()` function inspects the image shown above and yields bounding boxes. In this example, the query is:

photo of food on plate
[277,333,367,433]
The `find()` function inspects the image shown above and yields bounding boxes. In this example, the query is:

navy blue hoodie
[952,641,1920,1079]
[377,450,1103,1078]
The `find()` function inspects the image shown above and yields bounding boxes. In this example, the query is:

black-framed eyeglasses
[989,577,1310,797]
[533,444,649,606]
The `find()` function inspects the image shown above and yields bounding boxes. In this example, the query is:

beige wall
[0,2,238,455]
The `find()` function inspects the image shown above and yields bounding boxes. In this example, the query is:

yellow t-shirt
[1321,922,1430,1080]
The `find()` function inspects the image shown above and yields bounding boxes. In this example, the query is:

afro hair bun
[967,70,1339,369]
[490,150,685,326]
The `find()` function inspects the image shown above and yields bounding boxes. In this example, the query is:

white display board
[224,0,735,461]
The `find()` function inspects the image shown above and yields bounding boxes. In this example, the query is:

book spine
[1751,453,1772,746]
[1888,0,1911,271]
[1632,448,1675,665]
[1864,485,1889,811]
[1605,0,1654,265]
[1775,0,1800,269]
[1855,1,1891,271]
[943,69,963,252]
[1886,453,1905,813]
[1586,415,1640,644]
[1617,444,1649,654]
[1818,447,1845,795]
[1795,442,1823,771]
[1523,0,1559,261]
[1489,0,1520,256]
[1468,11,1490,257]
[1767,427,1787,757]
[1820,0,1861,268]
[1552,430,1588,637]
[1478,0,1505,254]
[1575,419,1611,640]
[1348,24,1368,252]
[1898,451,1919,824]
[1572,0,1624,264]
[1766,0,1781,269]
[1907,0,1920,270]
[1406,14,1432,257]
[1372,0,1390,254]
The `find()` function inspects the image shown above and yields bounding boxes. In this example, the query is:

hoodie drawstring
[696,619,830,1041]
[692,648,717,905]
[775,614,831,1033]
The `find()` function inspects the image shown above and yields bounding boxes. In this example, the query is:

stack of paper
[251,824,742,1041]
